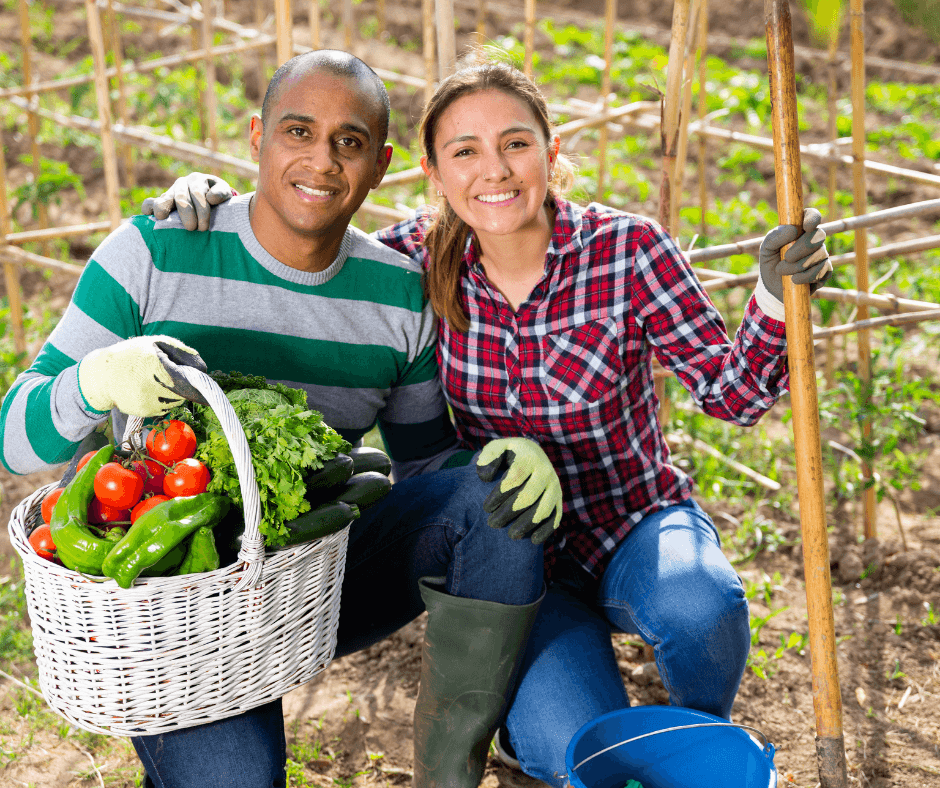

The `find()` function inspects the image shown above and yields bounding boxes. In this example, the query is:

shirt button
[532,287,543,299]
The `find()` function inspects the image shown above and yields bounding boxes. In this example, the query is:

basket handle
[122,366,264,590]
[571,722,774,773]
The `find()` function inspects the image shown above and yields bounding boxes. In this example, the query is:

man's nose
[305,141,340,174]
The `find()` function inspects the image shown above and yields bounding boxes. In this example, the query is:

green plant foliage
[11,156,85,221]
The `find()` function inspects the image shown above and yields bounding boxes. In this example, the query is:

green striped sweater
[0,195,459,478]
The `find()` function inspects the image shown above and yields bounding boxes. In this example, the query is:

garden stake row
[765,0,847,785]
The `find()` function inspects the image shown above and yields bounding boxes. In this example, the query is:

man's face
[249,68,392,250]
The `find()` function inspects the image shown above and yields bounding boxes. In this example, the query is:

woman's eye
[454,148,473,157]
[506,140,529,150]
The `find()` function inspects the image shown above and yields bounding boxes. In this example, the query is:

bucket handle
[572,722,773,773]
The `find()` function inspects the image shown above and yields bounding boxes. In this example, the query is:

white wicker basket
[7,367,350,736]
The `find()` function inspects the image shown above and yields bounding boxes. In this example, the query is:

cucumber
[281,500,359,547]
[348,446,392,477]
[335,471,392,511]
[305,453,355,491]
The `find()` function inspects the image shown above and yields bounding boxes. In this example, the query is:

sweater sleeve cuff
[754,276,787,323]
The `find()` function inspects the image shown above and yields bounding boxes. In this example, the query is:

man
[0,51,560,788]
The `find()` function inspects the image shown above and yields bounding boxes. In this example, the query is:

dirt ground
[2,0,940,786]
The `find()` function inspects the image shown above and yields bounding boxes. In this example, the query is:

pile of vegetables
[28,371,393,588]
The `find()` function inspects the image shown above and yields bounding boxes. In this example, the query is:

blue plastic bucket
[565,706,777,788]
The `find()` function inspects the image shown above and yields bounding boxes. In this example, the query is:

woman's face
[423,89,558,243]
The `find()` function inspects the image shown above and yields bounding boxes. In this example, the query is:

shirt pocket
[540,318,623,404]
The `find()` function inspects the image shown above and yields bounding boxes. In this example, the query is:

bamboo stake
[672,0,702,234]
[377,0,385,38]
[765,2,846,786]
[697,0,709,239]
[202,0,219,152]
[0,245,86,278]
[523,0,535,78]
[253,0,268,97]
[18,0,51,257]
[343,0,353,49]
[106,0,135,187]
[813,287,940,316]
[0,126,26,356]
[6,222,114,245]
[659,0,691,237]
[310,0,320,48]
[275,0,293,66]
[476,0,486,45]
[595,0,616,200]
[666,433,782,491]
[85,0,123,231]
[190,11,208,146]
[813,309,940,339]
[436,0,457,79]
[824,28,839,389]
[423,0,436,106]
[850,0,875,540]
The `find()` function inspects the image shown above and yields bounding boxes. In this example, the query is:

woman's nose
[480,150,510,181]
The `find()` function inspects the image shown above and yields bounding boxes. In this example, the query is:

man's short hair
[261,50,391,147]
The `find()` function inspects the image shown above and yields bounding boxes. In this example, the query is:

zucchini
[336,471,392,511]
[281,500,359,547]
[306,453,355,491]
[348,446,392,477]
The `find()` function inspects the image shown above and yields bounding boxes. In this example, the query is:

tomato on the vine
[28,524,57,561]
[130,458,166,495]
[88,497,131,525]
[164,458,211,497]
[146,420,198,465]
[41,487,63,524]
[94,462,144,510]
[131,494,171,524]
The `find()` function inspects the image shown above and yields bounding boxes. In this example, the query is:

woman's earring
[436,190,443,197]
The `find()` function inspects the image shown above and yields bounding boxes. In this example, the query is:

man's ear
[371,143,394,189]
[421,156,444,197]
[249,114,263,162]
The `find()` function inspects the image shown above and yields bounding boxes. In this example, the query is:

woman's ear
[249,114,263,163]
[421,156,445,197]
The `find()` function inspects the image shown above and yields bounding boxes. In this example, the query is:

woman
[149,54,831,787]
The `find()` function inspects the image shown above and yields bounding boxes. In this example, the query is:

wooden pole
[190,8,208,146]
[523,0,536,78]
[17,0,51,256]
[85,0,123,231]
[343,0,354,49]
[377,0,385,38]
[765,2,846,786]
[824,28,840,389]
[310,0,320,48]
[673,0,702,234]
[595,0,616,200]
[850,0,875,540]
[697,0,709,239]
[436,0,457,79]
[0,125,27,356]
[275,0,293,66]
[659,0,691,237]
[476,0,487,45]
[423,0,436,106]
[202,0,219,151]
[106,0,135,187]
[253,0,268,96]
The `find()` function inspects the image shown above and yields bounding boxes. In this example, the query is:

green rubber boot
[412,577,543,788]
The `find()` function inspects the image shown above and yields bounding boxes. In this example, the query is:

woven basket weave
[7,367,350,736]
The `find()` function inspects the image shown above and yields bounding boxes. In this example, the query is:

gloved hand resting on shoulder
[754,207,832,322]
[142,173,235,232]
[476,437,563,544]
[78,336,208,417]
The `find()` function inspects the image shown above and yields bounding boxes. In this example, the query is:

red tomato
[76,450,98,472]
[131,494,171,524]
[41,487,64,524]
[88,497,131,525]
[94,462,145,510]
[130,458,166,495]
[146,420,198,465]
[28,524,57,561]
[164,458,211,497]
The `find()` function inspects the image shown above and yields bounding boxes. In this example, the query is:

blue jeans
[132,463,543,788]
[502,500,750,787]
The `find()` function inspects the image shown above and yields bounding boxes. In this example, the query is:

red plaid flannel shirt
[375,198,790,581]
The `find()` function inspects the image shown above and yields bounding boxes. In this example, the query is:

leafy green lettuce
[167,371,350,546]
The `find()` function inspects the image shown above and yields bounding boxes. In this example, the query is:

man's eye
[287,127,307,137]
[338,137,362,148]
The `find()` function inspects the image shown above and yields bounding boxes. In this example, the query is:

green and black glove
[78,335,208,417]
[476,437,563,544]
[142,172,234,232]
[755,207,832,322]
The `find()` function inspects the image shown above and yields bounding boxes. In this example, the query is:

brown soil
[2,1,940,787]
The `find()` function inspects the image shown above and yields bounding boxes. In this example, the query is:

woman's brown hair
[420,54,574,332]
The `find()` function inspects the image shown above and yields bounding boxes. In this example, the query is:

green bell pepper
[176,526,220,576]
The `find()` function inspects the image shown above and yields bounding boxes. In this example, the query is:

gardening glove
[755,207,832,322]
[78,335,209,417]
[141,172,234,232]
[476,437,563,544]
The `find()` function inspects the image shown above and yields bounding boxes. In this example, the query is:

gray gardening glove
[755,207,832,322]
[78,335,209,416]
[141,172,234,232]
[476,437,563,544]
